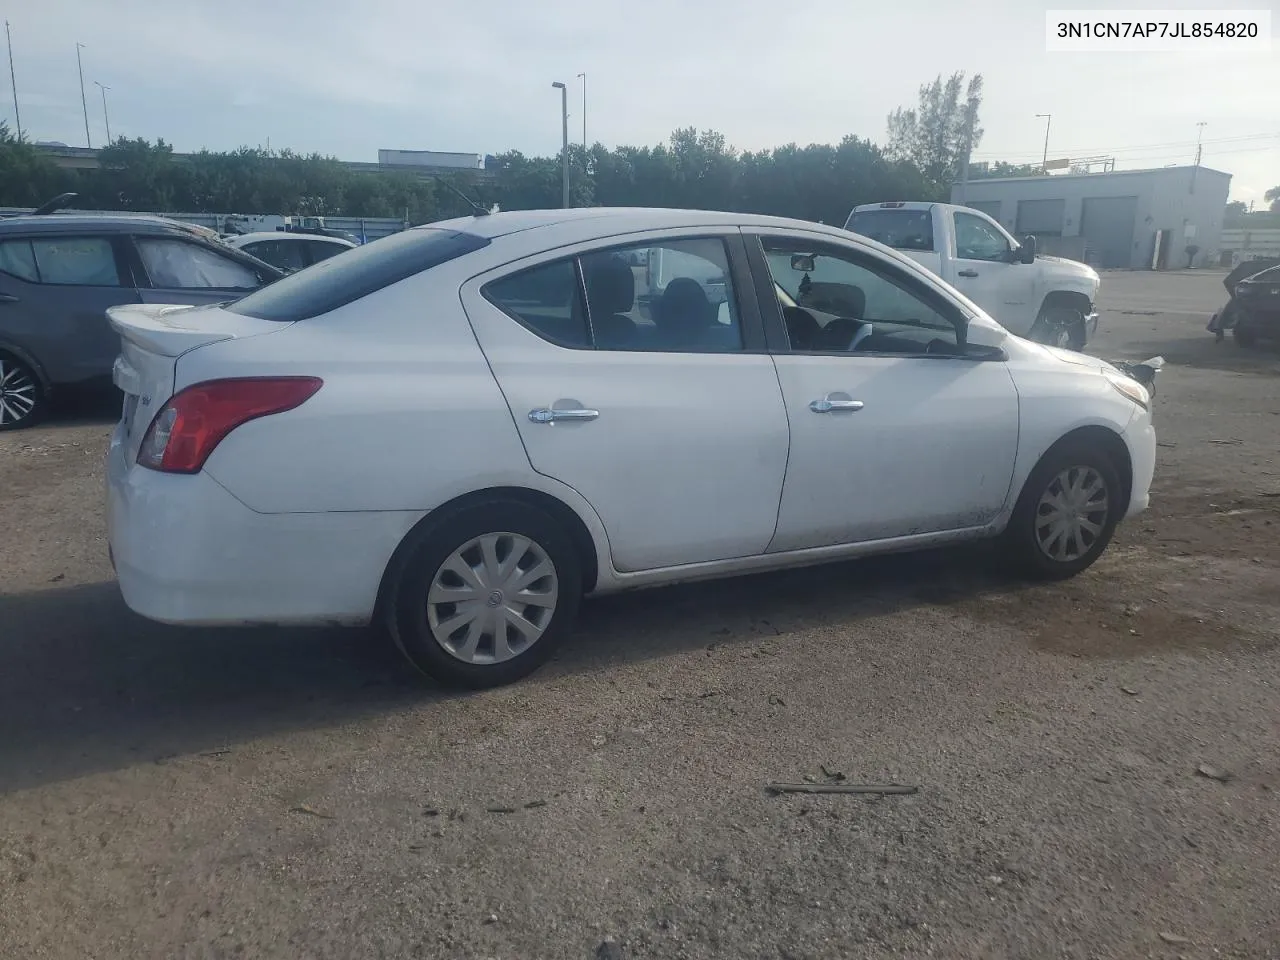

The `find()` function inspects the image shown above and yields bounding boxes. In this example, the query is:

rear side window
[845,209,935,252]
[0,237,122,285]
[485,259,589,347]
[228,228,491,322]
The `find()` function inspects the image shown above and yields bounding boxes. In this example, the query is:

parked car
[1207,258,1280,346]
[106,208,1157,689]
[222,231,356,273]
[845,202,1101,351]
[0,213,283,429]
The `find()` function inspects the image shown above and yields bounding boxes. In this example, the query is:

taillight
[137,377,322,474]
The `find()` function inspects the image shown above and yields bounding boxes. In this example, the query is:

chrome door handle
[809,398,864,413]
[528,407,600,424]
[957,269,979,278]
[0,292,19,304]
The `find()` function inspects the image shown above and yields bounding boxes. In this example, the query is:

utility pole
[75,42,90,148]
[93,81,110,142]
[5,20,20,139]
[552,80,569,208]
[955,96,978,205]
[1035,113,1051,171]
[577,72,586,150]
[1191,121,1207,193]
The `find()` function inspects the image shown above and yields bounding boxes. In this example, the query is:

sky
[4,0,1278,205]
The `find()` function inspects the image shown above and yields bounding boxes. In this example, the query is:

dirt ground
[2,269,1278,959]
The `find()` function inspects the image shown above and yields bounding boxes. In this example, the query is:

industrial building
[952,165,1232,269]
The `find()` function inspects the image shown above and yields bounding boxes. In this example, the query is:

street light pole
[551,80,569,208]
[1035,113,1051,171]
[94,81,111,143]
[577,72,586,150]
[75,42,91,148]
[5,20,20,140]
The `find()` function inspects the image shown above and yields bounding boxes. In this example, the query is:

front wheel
[1002,440,1123,580]
[0,352,45,431]
[1028,307,1087,351]
[384,499,583,688]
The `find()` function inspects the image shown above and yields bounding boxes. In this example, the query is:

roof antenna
[439,179,491,217]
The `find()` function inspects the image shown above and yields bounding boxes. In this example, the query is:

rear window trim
[226,227,491,323]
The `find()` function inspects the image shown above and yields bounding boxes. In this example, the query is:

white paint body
[105,208,1155,627]
[846,202,1100,337]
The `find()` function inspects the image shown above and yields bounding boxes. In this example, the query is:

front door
[751,231,1020,552]
[950,210,1037,335]
[130,235,267,306]
[462,231,790,573]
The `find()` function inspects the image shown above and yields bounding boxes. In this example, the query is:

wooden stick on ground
[765,783,919,796]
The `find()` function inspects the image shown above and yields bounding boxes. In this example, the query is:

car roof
[0,213,207,237]
[225,232,356,246]
[423,206,855,241]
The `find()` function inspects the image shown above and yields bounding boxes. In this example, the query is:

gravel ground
[2,269,1278,959]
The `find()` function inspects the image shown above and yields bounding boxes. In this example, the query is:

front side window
[2,237,123,286]
[242,239,307,272]
[483,236,744,354]
[137,238,260,289]
[0,240,40,282]
[761,237,961,355]
[954,212,1011,262]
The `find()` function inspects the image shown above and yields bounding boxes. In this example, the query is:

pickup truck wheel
[1029,307,1087,351]
[0,352,45,431]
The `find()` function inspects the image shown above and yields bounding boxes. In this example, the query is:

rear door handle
[529,407,599,424]
[957,269,979,278]
[809,398,864,414]
[0,292,19,304]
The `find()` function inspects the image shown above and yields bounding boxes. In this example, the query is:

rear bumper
[106,425,420,626]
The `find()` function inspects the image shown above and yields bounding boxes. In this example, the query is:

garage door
[1081,196,1138,268]
[1016,199,1065,237]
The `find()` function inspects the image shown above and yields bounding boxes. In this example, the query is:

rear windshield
[227,227,490,322]
[844,209,935,252]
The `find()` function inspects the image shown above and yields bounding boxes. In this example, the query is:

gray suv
[0,213,282,430]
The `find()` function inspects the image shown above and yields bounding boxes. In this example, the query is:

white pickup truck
[845,202,1101,350]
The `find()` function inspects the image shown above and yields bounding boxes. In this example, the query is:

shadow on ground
[0,546,1002,794]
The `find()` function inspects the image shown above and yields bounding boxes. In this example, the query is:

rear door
[129,234,272,306]
[0,234,141,384]
[461,229,790,573]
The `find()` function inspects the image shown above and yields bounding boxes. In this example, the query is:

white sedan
[221,231,356,272]
[106,208,1157,688]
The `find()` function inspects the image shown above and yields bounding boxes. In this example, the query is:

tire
[1028,307,1087,351]
[384,499,583,688]
[1001,439,1123,581]
[0,352,45,431]
[1233,322,1257,348]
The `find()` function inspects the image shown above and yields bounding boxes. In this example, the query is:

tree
[973,161,1047,179]
[0,122,72,206]
[1267,185,1280,213]
[886,72,984,191]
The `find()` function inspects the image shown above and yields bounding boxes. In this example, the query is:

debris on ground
[289,804,335,820]
[768,694,786,706]
[1158,931,1191,944]
[819,765,846,782]
[485,805,517,814]
[595,938,623,960]
[423,807,440,817]
[1121,686,1139,696]
[766,782,919,796]
[523,800,547,809]
[1196,764,1232,783]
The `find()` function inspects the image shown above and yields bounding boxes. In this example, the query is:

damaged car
[1208,257,1280,347]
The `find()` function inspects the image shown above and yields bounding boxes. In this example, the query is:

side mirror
[1018,235,1037,264]
[790,254,815,272]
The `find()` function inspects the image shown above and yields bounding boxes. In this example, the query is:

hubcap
[0,357,38,425]
[426,532,558,664]
[1035,466,1110,563]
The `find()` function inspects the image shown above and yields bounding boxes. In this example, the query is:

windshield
[845,209,935,252]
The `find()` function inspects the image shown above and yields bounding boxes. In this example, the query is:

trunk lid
[108,302,289,462]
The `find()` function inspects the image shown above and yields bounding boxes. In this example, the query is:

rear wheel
[1002,440,1122,580]
[1028,307,1087,351]
[0,352,44,431]
[384,499,583,688]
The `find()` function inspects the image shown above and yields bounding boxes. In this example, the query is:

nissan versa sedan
[106,208,1157,688]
